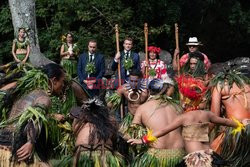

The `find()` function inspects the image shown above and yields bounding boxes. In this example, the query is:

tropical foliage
[0,0,249,64]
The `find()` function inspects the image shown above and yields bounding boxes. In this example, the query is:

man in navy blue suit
[77,39,105,97]
[111,37,140,88]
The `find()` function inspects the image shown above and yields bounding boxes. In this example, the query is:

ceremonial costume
[60,43,79,76]
[13,38,30,61]
[209,61,250,167]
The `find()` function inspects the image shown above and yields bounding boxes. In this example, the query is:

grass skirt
[119,112,134,135]
[0,145,49,167]
[52,149,125,167]
[132,148,185,167]
[119,114,148,159]
[219,125,250,167]
[16,54,26,61]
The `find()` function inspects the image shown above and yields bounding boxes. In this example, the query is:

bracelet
[141,129,157,144]
[141,137,146,144]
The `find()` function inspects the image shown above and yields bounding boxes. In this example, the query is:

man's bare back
[222,83,250,119]
[212,82,250,120]
[133,99,184,149]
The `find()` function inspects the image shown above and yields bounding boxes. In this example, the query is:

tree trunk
[8,0,52,67]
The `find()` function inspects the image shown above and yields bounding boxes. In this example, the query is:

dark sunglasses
[188,45,198,48]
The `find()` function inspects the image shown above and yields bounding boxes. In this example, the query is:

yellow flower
[146,128,157,142]
[231,117,245,136]
[61,35,66,42]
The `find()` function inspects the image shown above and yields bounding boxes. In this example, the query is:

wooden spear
[175,23,180,76]
[115,24,124,119]
[144,23,149,78]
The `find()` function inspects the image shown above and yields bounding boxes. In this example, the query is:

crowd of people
[0,27,250,167]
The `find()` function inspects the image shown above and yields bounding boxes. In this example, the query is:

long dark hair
[181,51,206,77]
[42,63,64,80]
[73,98,118,145]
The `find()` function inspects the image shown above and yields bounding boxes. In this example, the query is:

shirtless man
[108,69,148,134]
[67,98,124,167]
[117,69,148,115]
[0,63,65,167]
[209,62,250,167]
[127,78,185,166]
[129,107,248,167]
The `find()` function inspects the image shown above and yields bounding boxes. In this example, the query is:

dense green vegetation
[0,0,249,64]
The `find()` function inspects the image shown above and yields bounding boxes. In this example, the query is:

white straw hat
[186,37,203,46]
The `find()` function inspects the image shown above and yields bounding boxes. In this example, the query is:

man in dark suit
[77,39,105,97]
[111,37,140,88]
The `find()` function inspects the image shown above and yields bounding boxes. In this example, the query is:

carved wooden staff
[115,24,122,86]
[175,23,180,76]
[144,23,149,78]
[115,24,124,119]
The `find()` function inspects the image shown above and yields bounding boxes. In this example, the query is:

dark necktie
[125,52,129,59]
[90,54,93,62]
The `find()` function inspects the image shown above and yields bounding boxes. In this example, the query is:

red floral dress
[141,59,167,80]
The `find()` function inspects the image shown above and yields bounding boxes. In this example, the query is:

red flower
[148,46,161,55]
[175,75,207,100]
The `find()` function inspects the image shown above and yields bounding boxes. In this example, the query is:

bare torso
[75,123,112,147]
[121,84,148,115]
[139,100,184,149]
[180,110,211,153]
[16,49,27,55]
[6,90,51,130]
[221,82,250,120]
[9,90,50,117]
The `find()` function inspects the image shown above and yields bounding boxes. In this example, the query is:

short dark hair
[129,69,142,78]
[42,63,64,80]
[124,37,133,43]
[189,51,204,61]
[88,39,97,44]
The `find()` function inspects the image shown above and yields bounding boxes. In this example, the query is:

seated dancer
[179,51,207,79]
[0,63,65,166]
[12,27,30,64]
[107,69,148,133]
[209,59,250,167]
[58,98,125,167]
[60,32,79,77]
[128,79,185,167]
[128,106,248,167]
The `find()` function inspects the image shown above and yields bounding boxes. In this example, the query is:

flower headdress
[148,46,161,55]
[176,75,207,112]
